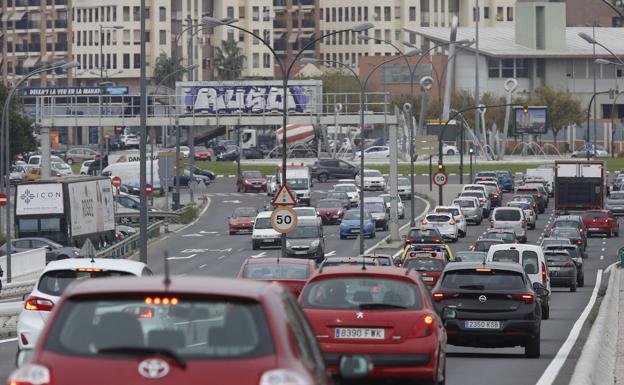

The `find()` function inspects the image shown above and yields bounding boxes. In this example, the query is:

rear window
[454,200,476,208]
[436,208,460,216]
[552,228,580,238]
[546,253,572,262]
[426,214,451,222]
[546,246,580,259]
[465,186,484,191]
[37,270,135,297]
[553,220,579,228]
[491,249,520,263]
[441,269,525,290]
[486,232,515,242]
[243,263,309,279]
[301,278,423,310]
[45,297,273,359]
[494,209,521,221]
[475,240,502,251]
[583,212,608,219]
[522,251,539,274]
[409,229,439,237]
[405,259,444,272]
[364,202,386,212]
[610,192,624,199]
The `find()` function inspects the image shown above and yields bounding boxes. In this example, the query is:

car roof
[541,237,572,243]
[242,257,313,266]
[476,238,504,244]
[488,243,543,252]
[443,261,527,273]
[42,258,147,275]
[310,265,415,280]
[334,183,356,187]
[363,197,384,202]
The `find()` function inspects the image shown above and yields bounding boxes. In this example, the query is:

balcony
[54,0,67,5]
[11,44,29,53]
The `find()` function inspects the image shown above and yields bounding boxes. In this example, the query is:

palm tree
[213,40,246,80]
[153,52,186,89]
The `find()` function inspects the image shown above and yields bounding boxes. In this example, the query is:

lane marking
[600,255,604,260]
[217,255,226,260]
[237,248,244,252]
[535,269,603,385]
[601,248,605,252]
[0,338,17,344]
[325,251,336,257]
[167,253,197,260]
[251,252,267,259]
[199,264,207,268]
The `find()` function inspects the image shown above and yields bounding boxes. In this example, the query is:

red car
[299,265,447,384]
[228,207,259,234]
[316,199,346,225]
[8,276,371,385]
[193,146,213,161]
[237,257,316,297]
[237,170,267,192]
[403,256,446,287]
[582,210,620,237]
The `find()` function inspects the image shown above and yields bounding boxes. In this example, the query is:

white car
[252,211,281,250]
[266,175,278,196]
[120,134,139,148]
[421,212,458,242]
[51,161,73,176]
[17,258,151,352]
[333,183,360,207]
[79,160,94,175]
[294,206,322,226]
[396,176,412,200]
[179,145,191,158]
[433,205,467,237]
[443,143,459,155]
[490,207,527,243]
[355,146,390,159]
[358,169,386,191]
[379,193,405,219]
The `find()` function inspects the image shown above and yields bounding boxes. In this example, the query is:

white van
[276,164,312,206]
[486,244,551,319]
[102,161,161,189]
[490,207,527,243]
[252,211,281,250]
[27,155,64,170]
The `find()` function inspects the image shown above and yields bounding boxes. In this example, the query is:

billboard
[15,184,64,216]
[68,180,115,237]
[176,80,322,115]
[24,86,129,97]
[513,106,548,135]
[426,120,459,142]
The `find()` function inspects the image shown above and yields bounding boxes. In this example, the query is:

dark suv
[311,159,359,182]
[432,262,548,358]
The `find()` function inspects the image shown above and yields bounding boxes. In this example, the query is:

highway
[0,176,618,385]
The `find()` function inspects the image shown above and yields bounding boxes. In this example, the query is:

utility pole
[474,0,481,151]
[388,108,400,241]
[138,0,148,263]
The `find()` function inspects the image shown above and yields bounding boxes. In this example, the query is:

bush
[178,206,199,224]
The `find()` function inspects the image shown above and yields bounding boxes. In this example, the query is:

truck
[275,163,312,206]
[14,176,116,249]
[525,167,555,197]
[554,160,605,212]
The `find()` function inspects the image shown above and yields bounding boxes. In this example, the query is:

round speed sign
[271,206,298,234]
[433,171,448,186]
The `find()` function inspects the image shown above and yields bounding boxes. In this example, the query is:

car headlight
[286,240,292,248]
[310,239,320,248]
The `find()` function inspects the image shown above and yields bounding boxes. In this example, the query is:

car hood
[318,208,342,215]
[229,217,254,225]
[341,219,372,227]
[287,238,319,247]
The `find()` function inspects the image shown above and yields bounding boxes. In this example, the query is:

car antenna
[163,250,171,287]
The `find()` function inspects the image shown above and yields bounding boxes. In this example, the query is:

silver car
[396,177,412,200]
[507,200,537,229]
[490,207,527,243]
[452,197,483,225]
[285,217,325,262]
[606,191,624,215]
[363,197,389,231]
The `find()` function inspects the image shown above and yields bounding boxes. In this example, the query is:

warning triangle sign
[271,184,297,206]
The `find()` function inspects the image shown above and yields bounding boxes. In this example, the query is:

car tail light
[565,261,575,268]
[408,315,436,338]
[492,194,498,198]
[24,297,54,312]
[432,292,457,301]
[511,293,535,304]
[421,220,428,225]
[576,239,583,245]
[541,262,548,286]
[7,364,51,385]
[480,198,487,203]
[449,219,456,225]
[259,369,307,385]
[536,194,542,198]
[433,237,442,243]
[20,333,28,346]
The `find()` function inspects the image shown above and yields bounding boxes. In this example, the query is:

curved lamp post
[595,58,624,158]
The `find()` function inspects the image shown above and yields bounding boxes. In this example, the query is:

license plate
[422,276,434,282]
[262,239,275,243]
[335,328,385,339]
[589,228,599,231]
[549,266,561,271]
[465,321,501,329]
[295,251,308,255]
[350,229,360,233]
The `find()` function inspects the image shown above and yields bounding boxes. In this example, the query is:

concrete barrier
[0,248,46,286]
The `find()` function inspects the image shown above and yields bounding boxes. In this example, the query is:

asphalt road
[0,176,618,385]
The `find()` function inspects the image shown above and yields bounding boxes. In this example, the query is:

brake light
[511,293,535,304]
[541,262,548,286]
[476,268,492,272]
[24,296,54,312]
[20,333,28,346]
[421,220,428,225]
[76,268,102,272]
[605,219,610,223]
[480,199,487,203]
[536,194,542,198]
[565,261,575,267]
[449,219,456,225]
[7,364,51,385]
[576,239,583,245]
[433,237,442,243]
[493,194,498,198]
[432,292,457,301]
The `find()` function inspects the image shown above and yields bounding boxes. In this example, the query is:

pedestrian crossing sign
[271,184,297,206]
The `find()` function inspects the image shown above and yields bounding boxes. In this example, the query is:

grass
[178,206,199,224]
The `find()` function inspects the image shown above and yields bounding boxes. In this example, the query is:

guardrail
[96,221,163,259]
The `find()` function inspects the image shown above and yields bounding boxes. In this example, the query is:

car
[311,158,359,182]
[9,164,27,184]
[333,183,360,207]
[544,244,585,286]
[433,205,467,237]
[453,250,487,263]
[523,178,552,198]
[452,197,483,225]
[185,164,216,180]
[242,147,264,160]
[113,193,158,212]
[193,146,212,161]
[550,216,588,244]
[470,238,505,252]
[120,134,140,148]
[458,191,491,217]
[476,180,502,207]
[79,160,93,175]
[486,244,551,319]
[442,143,459,155]
[515,186,547,213]
[507,201,537,229]
[215,145,240,161]
[300,265,447,384]
[512,194,539,215]
[316,199,345,225]
[358,169,386,191]
[401,244,455,264]
[404,227,444,246]
[293,206,321,223]
[357,253,394,266]
[548,227,586,251]
[571,144,608,158]
[237,170,267,192]
[432,262,548,358]
[16,258,151,353]
[483,228,518,243]
[252,211,281,249]
[63,147,97,165]
[286,218,325,262]
[0,238,80,262]
[51,161,74,176]
[363,197,389,231]
[539,237,573,249]
[490,207,527,243]
[238,257,315,296]
[355,145,390,159]
[581,210,620,237]
[421,213,458,242]
[606,191,624,215]
[339,209,375,239]
[10,274,368,385]
[462,184,488,197]
[495,170,515,192]
[319,256,385,268]
[324,191,350,209]
[228,207,259,235]
[379,193,405,219]
[521,183,550,206]
[403,256,446,287]
[544,250,579,292]
[395,176,412,200]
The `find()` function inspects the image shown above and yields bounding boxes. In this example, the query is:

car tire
[252,240,259,250]
[66,158,74,165]
[460,230,466,238]
[525,333,541,358]
[446,150,455,156]
[316,249,324,263]
[370,232,376,239]
[236,184,241,193]
[318,173,328,183]
[578,274,585,287]
[570,282,577,292]
[423,350,446,385]
[542,304,550,320]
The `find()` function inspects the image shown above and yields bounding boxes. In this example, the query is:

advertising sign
[513,106,548,135]
[16,184,64,216]
[68,180,115,237]
[426,120,459,142]
[24,86,129,97]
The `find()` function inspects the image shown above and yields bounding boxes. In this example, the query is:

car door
[337,160,354,178]
[323,160,339,178]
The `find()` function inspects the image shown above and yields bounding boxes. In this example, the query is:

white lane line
[325,251,336,257]
[237,248,244,252]
[601,248,605,252]
[0,338,17,344]
[167,253,197,260]
[600,255,604,260]
[250,252,267,259]
[535,269,603,385]
[199,264,207,268]
[217,255,226,260]
[217,175,224,178]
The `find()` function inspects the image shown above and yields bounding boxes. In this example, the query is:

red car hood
[245,178,266,184]
[251,279,307,297]
[317,208,342,215]
[229,217,254,226]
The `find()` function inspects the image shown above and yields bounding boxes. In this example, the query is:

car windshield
[546,253,572,262]
[326,192,347,200]
[301,277,422,310]
[610,192,624,200]
[254,217,272,229]
[583,212,608,219]
[465,186,484,192]
[233,208,257,217]
[343,211,363,220]
[243,263,309,279]
[335,185,356,192]
[461,192,484,198]
[44,297,273,359]
[364,202,385,213]
[441,269,525,290]
[409,229,439,237]
[243,171,263,179]
[546,246,580,259]
[398,178,410,186]
[287,226,320,239]
[494,209,521,221]
[380,195,392,204]
[364,171,382,178]
[552,228,580,238]
[405,259,444,272]
[37,270,135,297]
[52,162,70,170]
[318,200,342,208]
[286,178,308,189]
[455,252,486,263]
[454,200,476,208]
[491,249,520,263]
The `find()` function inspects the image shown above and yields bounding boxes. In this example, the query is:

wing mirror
[338,355,373,379]
[532,282,550,298]
[441,307,457,321]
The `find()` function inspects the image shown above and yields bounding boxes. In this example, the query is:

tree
[213,40,246,80]
[153,53,186,89]
[0,84,36,160]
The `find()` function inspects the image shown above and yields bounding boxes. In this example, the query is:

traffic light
[522,104,529,113]
[437,164,445,173]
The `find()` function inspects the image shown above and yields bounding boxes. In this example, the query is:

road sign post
[271,184,297,206]
[271,206,298,234]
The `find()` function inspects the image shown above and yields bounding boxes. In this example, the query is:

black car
[310,158,359,182]
[547,227,586,251]
[216,145,240,161]
[544,244,585,286]
[0,238,79,263]
[185,163,216,180]
[242,147,264,160]
[544,250,578,292]
[432,262,549,358]
[404,227,444,245]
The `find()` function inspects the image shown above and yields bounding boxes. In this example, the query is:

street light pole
[139,0,148,264]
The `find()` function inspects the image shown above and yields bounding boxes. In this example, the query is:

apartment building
[459,0,516,28]
[273,0,320,76]
[1,0,72,87]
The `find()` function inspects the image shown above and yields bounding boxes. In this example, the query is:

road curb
[569,266,620,385]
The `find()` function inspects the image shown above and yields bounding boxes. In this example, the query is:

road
[0,176,618,385]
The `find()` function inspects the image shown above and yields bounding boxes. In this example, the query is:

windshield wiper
[358,303,408,310]
[98,346,187,369]
[459,284,485,290]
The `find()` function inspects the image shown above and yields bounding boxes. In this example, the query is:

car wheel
[541,304,550,320]
[460,230,466,237]
[571,154,577,158]
[446,150,455,156]
[66,158,73,165]
[318,173,328,183]
[525,332,541,358]
[236,184,241,193]
[370,232,376,239]
[399,213,405,219]
[570,281,577,292]
[252,240,259,250]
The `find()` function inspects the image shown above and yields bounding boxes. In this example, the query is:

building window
[358,7,362,21]
[338,7,342,22]
[123,6,130,21]
[123,53,130,69]
[134,53,140,69]
[263,29,270,42]
[263,53,270,68]
[133,29,141,45]
[496,7,503,21]
[374,6,380,21]
[133,6,140,21]
[263,6,270,21]
[123,29,130,45]
[507,7,513,21]
[239,33,244,42]
[112,6,116,21]
[421,0,430,25]
[253,53,259,68]
[374,29,381,41]
[112,53,117,69]
[501,59,514,77]
[227,30,234,42]
[159,30,166,45]
[252,6,259,21]
[394,5,400,19]
[239,6,245,19]
[89,8,93,22]
[573,59,588,79]
[320,8,323,21]
[351,6,356,21]
[159,6,166,21]
[515,59,528,77]
[227,6,234,19]
[253,29,260,44]
[483,7,489,19]
[409,7,416,21]
[384,29,391,42]
[488,58,500,78]
[384,6,391,21]
[395,30,400,41]
[364,7,368,21]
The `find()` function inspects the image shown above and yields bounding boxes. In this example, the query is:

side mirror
[441,307,457,321]
[338,355,372,379]
[532,282,549,297]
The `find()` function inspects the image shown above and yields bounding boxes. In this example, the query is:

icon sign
[271,184,297,206]
[0,193,6,207]
[271,206,298,234]
[146,184,153,196]
[112,176,122,188]
[433,172,448,186]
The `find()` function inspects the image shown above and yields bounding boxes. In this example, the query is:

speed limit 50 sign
[433,171,448,186]
[271,206,298,234]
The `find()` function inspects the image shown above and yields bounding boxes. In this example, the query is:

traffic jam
[8,158,617,385]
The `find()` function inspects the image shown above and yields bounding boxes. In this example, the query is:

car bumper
[586,225,615,234]
[243,184,266,191]
[445,319,540,348]
[364,183,386,190]
[320,215,342,224]
[229,224,253,233]
[549,274,576,287]
[340,228,373,237]
[287,250,319,259]
[252,237,281,246]
[464,213,481,222]
[17,310,45,350]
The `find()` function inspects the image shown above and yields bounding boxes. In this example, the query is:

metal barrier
[0,248,46,285]
[96,221,163,259]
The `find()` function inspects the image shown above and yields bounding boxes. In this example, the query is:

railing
[96,221,163,259]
